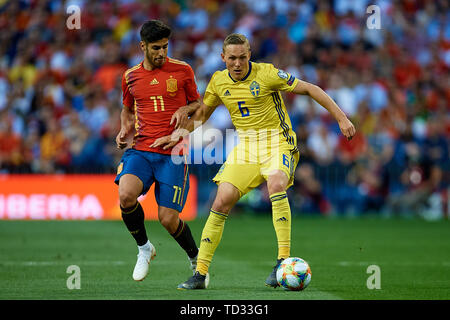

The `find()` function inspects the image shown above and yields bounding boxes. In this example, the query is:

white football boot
[132,241,156,281]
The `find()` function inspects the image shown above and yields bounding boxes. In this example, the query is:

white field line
[0,260,127,266]
[0,259,345,299]
[3,260,449,268]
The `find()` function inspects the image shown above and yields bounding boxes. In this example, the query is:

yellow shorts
[212,141,299,196]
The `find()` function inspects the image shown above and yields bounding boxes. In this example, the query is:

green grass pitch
[0,215,449,300]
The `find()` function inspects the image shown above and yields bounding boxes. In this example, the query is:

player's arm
[291,80,356,140]
[186,100,217,130]
[117,71,137,149]
[170,98,201,129]
[152,70,222,149]
[151,101,217,150]
[116,105,135,149]
[171,64,203,129]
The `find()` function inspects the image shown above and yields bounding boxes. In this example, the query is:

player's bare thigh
[211,182,241,214]
[266,169,289,195]
[118,174,143,208]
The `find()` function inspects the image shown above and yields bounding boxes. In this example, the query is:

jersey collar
[228,61,252,82]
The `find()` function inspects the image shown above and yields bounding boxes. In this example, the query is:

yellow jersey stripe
[272,92,294,146]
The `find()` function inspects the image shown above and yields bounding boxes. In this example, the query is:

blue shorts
[114,148,189,212]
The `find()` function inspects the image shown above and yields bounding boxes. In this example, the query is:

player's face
[221,44,251,81]
[141,38,169,69]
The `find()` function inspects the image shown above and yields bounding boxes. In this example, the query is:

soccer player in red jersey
[114,20,205,283]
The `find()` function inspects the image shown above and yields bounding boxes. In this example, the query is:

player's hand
[150,129,189,150]
[116,130,128,149]
[170,106,189,129]
[338,117,356,141]
[150,135,172,149]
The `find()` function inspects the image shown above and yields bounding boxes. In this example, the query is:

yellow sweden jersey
[203,61,299,150]
[204,61,300,195]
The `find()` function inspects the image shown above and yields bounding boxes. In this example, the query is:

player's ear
[220,52,226,63]
[140,41,146,52]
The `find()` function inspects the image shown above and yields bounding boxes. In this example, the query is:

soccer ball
[276,257,311,291]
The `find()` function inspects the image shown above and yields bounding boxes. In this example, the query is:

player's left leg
[265,169,291,287]
[267,169,291,262]
[153,153,200,273]
[157,205,199,273]
[262,150,299,287]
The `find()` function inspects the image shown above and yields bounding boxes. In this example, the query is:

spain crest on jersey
[166,76,178,96]
[249,81,260,97]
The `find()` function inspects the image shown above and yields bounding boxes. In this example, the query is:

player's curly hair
[140,20,171,43]
[222,33,250,52]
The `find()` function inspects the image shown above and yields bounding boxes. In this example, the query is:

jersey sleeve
[121,73,135,110]
[203,71,222,107]
[264,64,299,92]
[183,64,201,102]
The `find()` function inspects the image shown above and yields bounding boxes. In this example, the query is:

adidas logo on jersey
[224,90,231,96]
[201,238,212,243]
[276,217,288,222]
[150,78,159,85]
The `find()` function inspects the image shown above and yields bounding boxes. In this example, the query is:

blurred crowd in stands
[0,0,448,218]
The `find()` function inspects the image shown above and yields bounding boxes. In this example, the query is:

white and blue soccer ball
[276,257,311,291]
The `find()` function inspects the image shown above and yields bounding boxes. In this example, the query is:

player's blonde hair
[222,33,251,53]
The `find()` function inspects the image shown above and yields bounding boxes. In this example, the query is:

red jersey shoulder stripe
[168,57,188,66]
[124,63,142,84]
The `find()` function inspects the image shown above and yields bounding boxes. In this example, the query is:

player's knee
[267,174,288,194]
[119,190,138,209]
[212,196,234,213]
[268,182,285,194]
[211,182,240,213]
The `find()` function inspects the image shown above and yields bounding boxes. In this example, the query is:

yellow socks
[196,209,228,275]
[270,191,291,260]
[195,192,290,275]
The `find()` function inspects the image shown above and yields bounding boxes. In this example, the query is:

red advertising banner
[0,174,197,220]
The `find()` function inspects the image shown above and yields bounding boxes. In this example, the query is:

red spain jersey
[122,58,200,154]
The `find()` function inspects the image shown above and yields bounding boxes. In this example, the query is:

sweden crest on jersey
[250,81,260,97]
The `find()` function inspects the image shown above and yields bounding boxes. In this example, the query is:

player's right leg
[177,145,262,289]
[115,149,155,281]
[177,182,241,290]
[118,174,156,281]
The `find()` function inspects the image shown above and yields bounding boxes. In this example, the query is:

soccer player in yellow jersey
[152,33,355,289]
